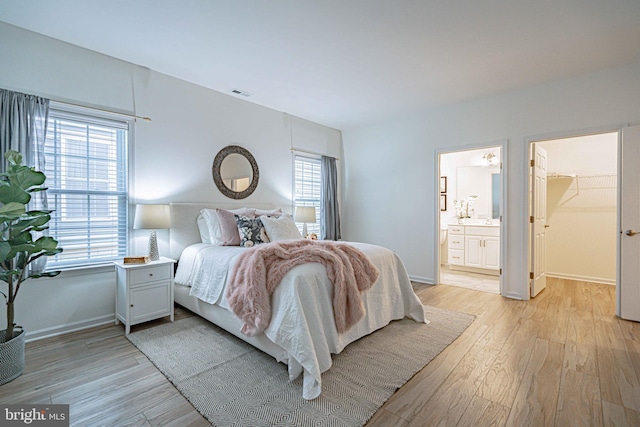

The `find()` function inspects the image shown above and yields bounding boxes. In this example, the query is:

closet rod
[290,147,339,160]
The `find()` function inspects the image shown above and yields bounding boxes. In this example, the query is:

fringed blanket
[227,239,380,336]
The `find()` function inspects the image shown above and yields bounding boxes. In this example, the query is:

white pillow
[260,215,303,241]
[196,213,211,244]
[200,208,254,245]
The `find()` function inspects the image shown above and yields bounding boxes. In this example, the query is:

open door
[619,125,640,321]
[530,144,548,297]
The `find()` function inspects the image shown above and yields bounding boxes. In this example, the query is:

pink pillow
[216,208,254,245]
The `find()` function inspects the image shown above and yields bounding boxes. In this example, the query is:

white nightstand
[114,256,176,335]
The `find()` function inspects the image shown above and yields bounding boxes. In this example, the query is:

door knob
[625,230,639,236]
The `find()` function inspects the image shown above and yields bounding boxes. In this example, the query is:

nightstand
[114,256,176,335]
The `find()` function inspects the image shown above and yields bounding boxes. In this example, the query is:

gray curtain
[321,155,341,240]
[0,89,50,208]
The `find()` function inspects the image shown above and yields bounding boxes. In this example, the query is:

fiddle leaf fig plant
[0,150,62,343]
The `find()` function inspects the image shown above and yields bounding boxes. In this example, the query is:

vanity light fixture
[482,152,497,165]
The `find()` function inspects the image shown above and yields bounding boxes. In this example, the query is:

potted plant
[0,150,62,385]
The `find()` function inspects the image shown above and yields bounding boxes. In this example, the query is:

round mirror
[212,145,259,199]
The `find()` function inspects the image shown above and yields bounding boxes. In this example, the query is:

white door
[619,125,640,321]
[531,144,548,297]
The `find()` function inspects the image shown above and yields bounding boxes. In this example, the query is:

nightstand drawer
[129,265,170,285]
[448,249,465,265]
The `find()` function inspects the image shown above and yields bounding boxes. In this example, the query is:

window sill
[46,263,116,278]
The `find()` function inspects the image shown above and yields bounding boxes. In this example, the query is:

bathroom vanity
[448,221,500,275]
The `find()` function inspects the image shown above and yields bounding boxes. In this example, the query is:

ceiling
[2,1,640,130]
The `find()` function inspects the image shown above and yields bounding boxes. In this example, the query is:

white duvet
[174,241,428,400]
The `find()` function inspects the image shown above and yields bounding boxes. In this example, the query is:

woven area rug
[127,306,474,427]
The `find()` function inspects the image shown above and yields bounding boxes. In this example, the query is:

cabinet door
[129,283,171,324]
[465,235,483,268]
[483,236,500,270]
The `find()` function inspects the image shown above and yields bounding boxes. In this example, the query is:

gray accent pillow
[235,215,270,247]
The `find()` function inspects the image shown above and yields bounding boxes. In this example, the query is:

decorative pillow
[260,215,302,241]
[200,207,254,245]
[253,208,283,217]
[196,213,211,244]
[235,215,269,247]
[216,208,255,246]
[200,208,222,244]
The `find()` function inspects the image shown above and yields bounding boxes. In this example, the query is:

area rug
[127,306,474,427]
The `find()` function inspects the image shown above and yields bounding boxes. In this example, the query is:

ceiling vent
[231,88,251,97]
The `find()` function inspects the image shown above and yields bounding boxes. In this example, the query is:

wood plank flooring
[1,278,638,426]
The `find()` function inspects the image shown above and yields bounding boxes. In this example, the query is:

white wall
[0,22,342,339]
[540,133,618,284]
[342,59,640,299]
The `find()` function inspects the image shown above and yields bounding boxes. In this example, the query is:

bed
[169,202,427,400]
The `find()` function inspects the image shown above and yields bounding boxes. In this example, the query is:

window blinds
[294,156,321,235]
[43,109,129,269]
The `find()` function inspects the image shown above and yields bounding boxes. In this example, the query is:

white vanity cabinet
[448,224,500,274]
[464,226,500,270]
[447,225,465,266]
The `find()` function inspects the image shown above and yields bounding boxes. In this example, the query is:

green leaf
[13,167,45,191]
[29,271,61,279]
[0,184,31,205]
[5,150,22,166]
[35,236,60,251]
[0,202,26,218]
[0,241,10,260]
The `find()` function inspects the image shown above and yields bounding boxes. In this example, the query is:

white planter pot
[0,329,25,385]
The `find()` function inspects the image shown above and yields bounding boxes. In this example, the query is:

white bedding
[174,241,427,400]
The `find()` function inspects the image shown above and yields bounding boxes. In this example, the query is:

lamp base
[302,223,308,238]
[148,230,159,261]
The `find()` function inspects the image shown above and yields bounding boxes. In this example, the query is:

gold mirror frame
[212,145,259,199]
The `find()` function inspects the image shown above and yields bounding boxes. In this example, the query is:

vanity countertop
[449,219,499,227]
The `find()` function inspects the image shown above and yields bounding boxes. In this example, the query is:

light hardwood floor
[440,268,500,294]
[1,278,639,426]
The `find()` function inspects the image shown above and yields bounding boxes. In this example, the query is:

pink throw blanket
[226,239,379,336]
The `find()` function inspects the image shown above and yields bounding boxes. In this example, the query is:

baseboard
[25,314,116,343]
[409,275,435,285]
[546,272,615,286]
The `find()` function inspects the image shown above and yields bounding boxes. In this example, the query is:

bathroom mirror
[212,145,259,199]
[456,165,500,219]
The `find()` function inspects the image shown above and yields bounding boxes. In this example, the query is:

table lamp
[295,206,316,237]
[134,204,170,261]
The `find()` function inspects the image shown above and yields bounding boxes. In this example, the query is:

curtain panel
[320,155,341,240]
[0,88,50,174]
[0,89,50,210]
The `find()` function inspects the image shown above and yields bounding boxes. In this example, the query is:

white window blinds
[43,108,129,269]
[294,156,321,235]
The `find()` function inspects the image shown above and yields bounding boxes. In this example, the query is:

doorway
[437,143,505,294]
[528,131,618,298]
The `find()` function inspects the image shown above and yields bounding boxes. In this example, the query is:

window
[294,156,321,236]
[42,107,129,269]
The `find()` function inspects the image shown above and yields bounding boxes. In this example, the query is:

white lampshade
[295,206,316,224]
[133,204,170,261]
[134,204,170,230]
